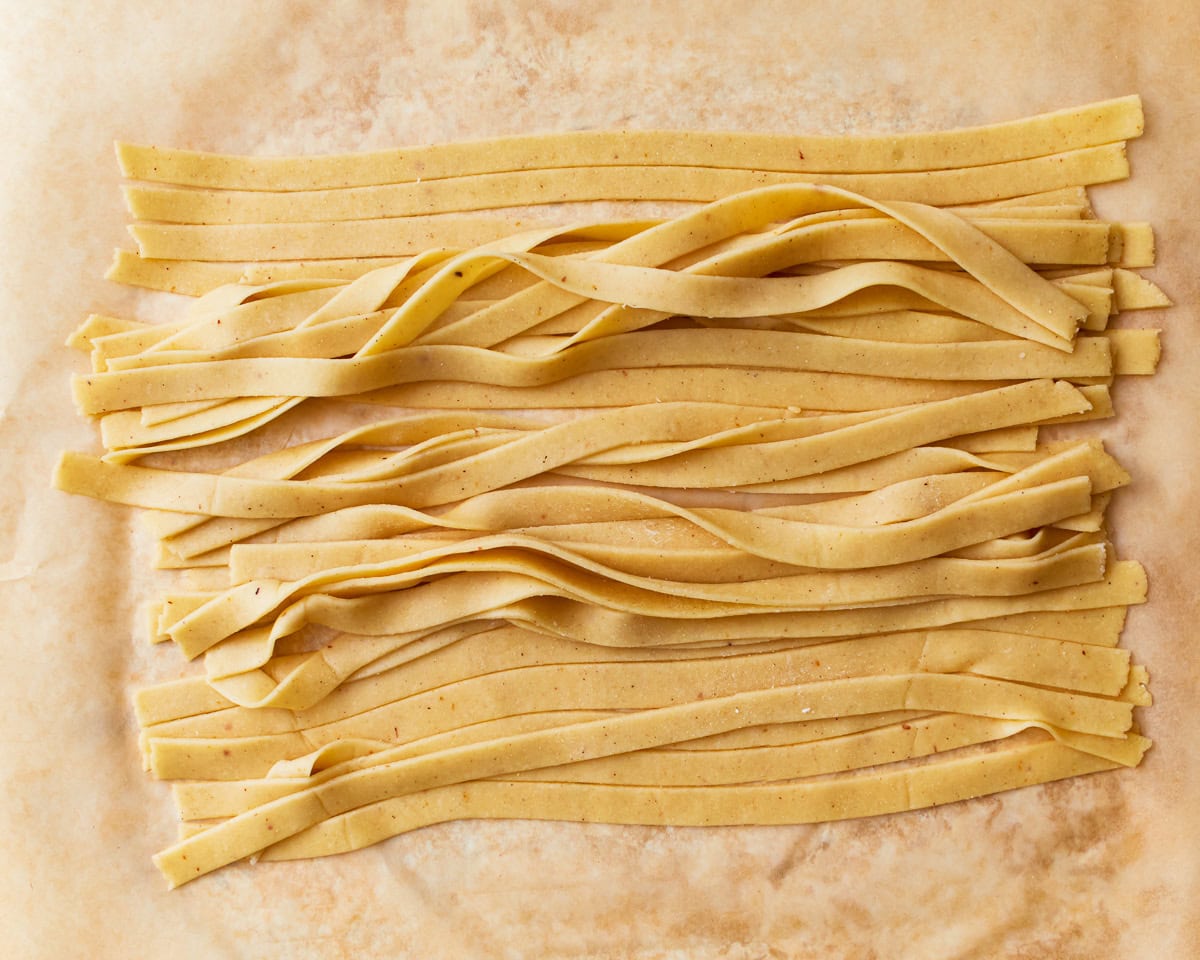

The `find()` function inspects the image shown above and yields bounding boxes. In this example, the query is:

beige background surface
[1,2,1197,957]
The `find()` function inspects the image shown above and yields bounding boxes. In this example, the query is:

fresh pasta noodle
[123,149,1132,223]
[117,97,1142,188]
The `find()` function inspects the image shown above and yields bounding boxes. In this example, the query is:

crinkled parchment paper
[1,2,1197,957]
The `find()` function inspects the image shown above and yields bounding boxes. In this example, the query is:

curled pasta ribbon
[140,537,1125,715]
[163,563,1144,678]
[221,477,1093,581]
[178,546,1120,681]
[200,439,1115,553]
[147,436,1118,562]
[75,331,1114,415]
[56,381,1094,517]
[165,536,1108,663]
[141,596,1131,717]
[78,185,1142,461]
[130,182,1091,353]
[109,204,1095,370]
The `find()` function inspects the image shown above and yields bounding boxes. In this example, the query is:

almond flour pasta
[53,97,1165,887]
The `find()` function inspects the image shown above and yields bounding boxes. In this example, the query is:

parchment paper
[2,2,1197,957]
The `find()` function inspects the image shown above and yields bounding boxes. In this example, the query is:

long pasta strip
[187,548,1113,676]
[241,741,1125,875]
[151,440,1079,559]
[183,596,1127,713]
[169,723,1137,834]
[176,722,1140,834]
[118,98,1142,189]
[58,382,1092,519]
[222,477,1091,579]
[107,200,1100,296]
[168,722,1143,843]
[145,676,1128,796]
[153,440,1109,563]
[142,572,1138,707]
[149,672,1138,885]
[219,507,1107,588]
[146,648,1134,776]
[162,440,1122,564]
[108,209,1108,296]
[75,333,1114,419]
[123,154,1132,222]
[156,469,1009,564]
[170,711,937,819]
[167,538,1108,664]
[143,184,1090,353]
[324,370,1006,416]
[152,625,1132,743]
[212,563,1141,655]
[110,385,1060,459]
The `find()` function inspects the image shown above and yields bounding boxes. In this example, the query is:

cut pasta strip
[161,620,1131,731]
[181,548,1123,673]
[66,314,152,352]
[1112,267,1171,309]
[151,442,1093,564]
[222,476,1092,580]
[248,739,1134,873]
[74,331,1113,418]
[231,562,1141,652]
[192,597,1128,712]
[118,97,1142,189]
[1111,223,1155,268]
[150,672,1139,884]
[111,204,1117,297]
[171,715,1142,831]
[156,469,1008,564]
[115,324,1119,381]
[124,158,1134,222]
[1105,329,1161,375]
[147,637,1133,765]
[105,249,246,296]
[168,711,917,819]
[356,369,1001,413]
[145,672,1135,789]
[169,538,1108,664]
[58,382,1093,519]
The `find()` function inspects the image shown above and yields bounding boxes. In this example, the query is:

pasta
[55,96,1165,887]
